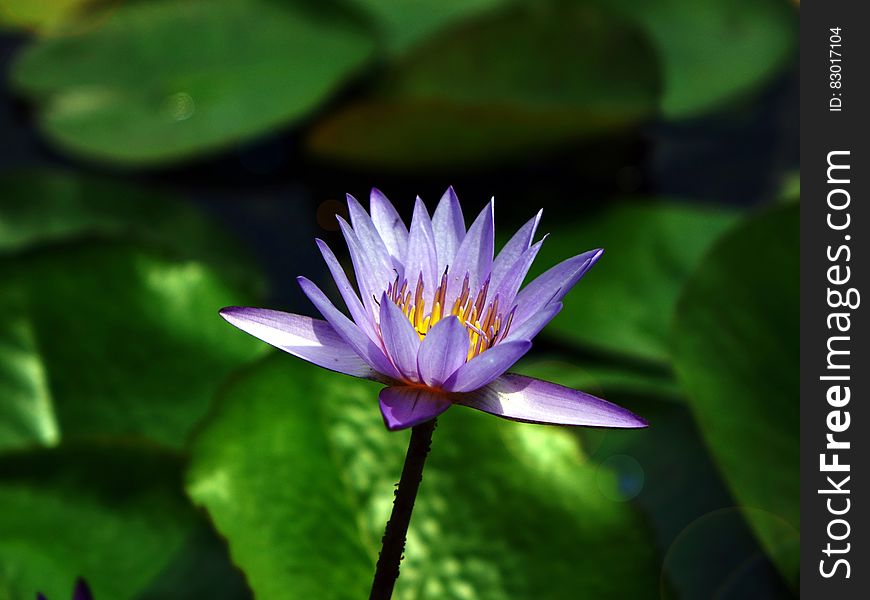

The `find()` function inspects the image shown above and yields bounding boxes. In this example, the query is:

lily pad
[348,0,506,56]
[672,204,799,585]
[308,2,659,169]
[610,0,797,118]
[0,171,261,291]
[11,0,374,165]
[0,0,108,33]
[137,519,253,600]
[518,353,793,596]
[0,241,265,453]
[534,201,739,364]
[0,445,194,600]
[187,354,659,599]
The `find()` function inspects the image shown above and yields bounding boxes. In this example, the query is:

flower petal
[442,340,531,393]
[337,216,393,319]
[492,236,546,307]
[457,373,648,428]
[73,578,94,600]
[379,292,423,382]
[347,193,398,275]
[448,199,494,295]
[219,306,376,379]
[489,209,542,295]
[315,239,377,340]
[512,248,602,326]
[379,386,452,431]
[431,186,465,275]
[297,277,401,380]
[416,316,469,387]
[404,197,439,301]
[370,188,408,264]
[504,302,563,343]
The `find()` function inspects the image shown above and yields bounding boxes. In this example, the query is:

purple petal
[73,578,94,600]
[347,193,398,274]
[442,340,531,393]
[379,292,422,382]
[297,277,401,380]
[489,209,542,295]
[431,186,465,275]
[416,316,469,387]
[512,248,602,326]
[337,216,393,319]
[492,236,546,307]
[504,302,563,343]
[370,188,408,264]
[457,373,648,428]
[220,307,375,379]
[403,197,439,302]
[379,386,452,430]
[315,239,377,340]
[448,199,494,295]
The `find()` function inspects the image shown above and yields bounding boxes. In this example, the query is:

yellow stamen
[388,270,510,359]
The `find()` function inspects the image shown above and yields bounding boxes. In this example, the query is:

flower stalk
[369,418,438,600]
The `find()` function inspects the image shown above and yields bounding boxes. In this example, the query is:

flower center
[386,269,516,360]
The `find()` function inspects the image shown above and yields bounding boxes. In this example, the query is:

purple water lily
[221,187,645,432]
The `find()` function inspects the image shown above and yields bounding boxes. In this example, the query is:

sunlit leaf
[0,287,59,452]
[0,241,266,453]
[610,0,797,118]
[0,0,95,32]
[535,201,739,364]
[308,2,659,169]
[11,0,374,165]
[672,204,798,585]
[187,354,659,599]
[0,170,261,292]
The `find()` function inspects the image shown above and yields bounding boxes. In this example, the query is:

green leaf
[308,2,659,169]
[0,0,107,34]
[0,286,59,451]
[11,0,374,165]
[535,201,739,364]
[672,205,799,585]
[609,0,797,118]
[137,519,253,600]
[777,171,800,205]
[515,359,794,595]
[0,241,266,453]
[0,171,261,292]
[586,400,794,597]
[0,445,195,600]
[187,354,659,599]
[348,0,506,56]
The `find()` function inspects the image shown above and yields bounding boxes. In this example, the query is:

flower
[221,188,646,431]
[37,578,92,600]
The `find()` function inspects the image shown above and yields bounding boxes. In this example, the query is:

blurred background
[0,0,798,599]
